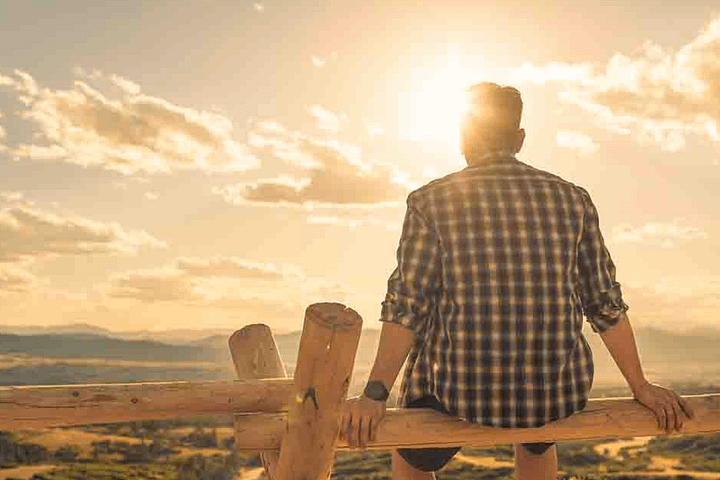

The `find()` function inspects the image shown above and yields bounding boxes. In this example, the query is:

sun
[398,47,480,155]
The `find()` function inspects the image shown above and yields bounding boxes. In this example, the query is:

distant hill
[1,323,719,390]
[0,332,226,363]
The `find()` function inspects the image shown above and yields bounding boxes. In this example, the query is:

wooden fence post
[275,302,362,480]
[229,324,288,480]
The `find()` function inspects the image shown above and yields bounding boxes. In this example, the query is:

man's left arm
[340,195,441,449]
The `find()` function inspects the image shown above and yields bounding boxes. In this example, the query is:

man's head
[460,82,525,163]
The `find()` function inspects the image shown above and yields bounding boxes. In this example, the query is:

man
[341,82,694,480]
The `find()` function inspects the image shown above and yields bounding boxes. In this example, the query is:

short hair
[461,82,523,151]
[465,82,523,130]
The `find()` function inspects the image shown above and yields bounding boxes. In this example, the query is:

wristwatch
[363,380,389,402]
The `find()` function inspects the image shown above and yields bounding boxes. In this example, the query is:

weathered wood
[0,378,292,430]
[234,393,720,451]
[229,324,288,380]
[273,302,363,480]
[229,324,288,480]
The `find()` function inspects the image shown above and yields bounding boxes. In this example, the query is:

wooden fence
[2,302,719,480]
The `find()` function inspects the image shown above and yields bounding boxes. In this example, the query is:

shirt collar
[466,150,518,167]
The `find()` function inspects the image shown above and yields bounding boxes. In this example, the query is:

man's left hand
[340,395,386,449]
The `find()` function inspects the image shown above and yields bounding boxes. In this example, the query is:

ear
[514,129,526,153]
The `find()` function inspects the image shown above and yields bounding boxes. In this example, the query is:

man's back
[381,152,628,428]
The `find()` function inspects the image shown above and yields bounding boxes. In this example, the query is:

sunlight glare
[399,46,480,155]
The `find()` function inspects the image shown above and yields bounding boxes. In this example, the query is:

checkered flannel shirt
[380,151,629,428]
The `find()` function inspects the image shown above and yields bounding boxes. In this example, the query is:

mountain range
[2,322,719,391]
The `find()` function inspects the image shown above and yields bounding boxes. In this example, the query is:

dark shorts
[396,395,556,472]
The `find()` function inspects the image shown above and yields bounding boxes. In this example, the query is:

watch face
[365,381,388,400]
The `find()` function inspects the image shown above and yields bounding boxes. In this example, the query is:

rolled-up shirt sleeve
[577,189,629,333]
[379,194,441,333]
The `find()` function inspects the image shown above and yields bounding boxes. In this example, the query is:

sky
[0,0,719,334]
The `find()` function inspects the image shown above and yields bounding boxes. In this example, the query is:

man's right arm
[599,312,694,432]
[576,189,694,432]
[597,312,647,395]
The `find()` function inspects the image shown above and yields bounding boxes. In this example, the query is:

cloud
[612,220,708,248]
[144,191,159,200]
[306,214,400,232]
[223,121,413,208]
[0,191,24,203]
[621,276,720,331]
[308,105,347,133]
[367,124,385,138]
[253,2,264,12]
[561,16,720,150]
[507,61,594,85]
[109,74,140,95]
[174,256,304,280]
[312,56,325,68]
[0,205,166,263]
[556,130,597,154]
[107,268,200,302]
[0,264,36,295]
[102,257,338,328]
[0,68,259,175]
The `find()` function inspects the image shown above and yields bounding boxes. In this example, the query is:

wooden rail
[0,378,291,430]
[1,302,719,480]
[234,393,720,451]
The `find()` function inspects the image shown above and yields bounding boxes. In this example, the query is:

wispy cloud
[308,104,347,133]
[306,214,400,232]
[174,256,304,280]
[0,205,166,263]
[101,256,345,328]
[367,124,385,138]
[219,120,413,208]
[612,220,708,248]
[560,16,720,151]
[556,130,597,154]
[107,267,201,303]
[0,191,24,203]
[253,2,264,12]
[0,67,259,175]
[507,61,594,85]
[622,275,720,331]
[109,73,140,95]
[312,56,325,68]
[0,264,36,295]
[144,192,159,200]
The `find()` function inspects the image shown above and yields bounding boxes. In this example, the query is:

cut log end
[228,324,273,344]
[305,302,362,330]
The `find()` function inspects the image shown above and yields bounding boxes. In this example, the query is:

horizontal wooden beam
[234,393,720,451]
[0,378,292,430]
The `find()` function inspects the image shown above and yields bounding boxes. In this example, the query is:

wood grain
[0,378,292,430]
[274,302,363,480]
[234,393,720,451]
[229,324,288,480]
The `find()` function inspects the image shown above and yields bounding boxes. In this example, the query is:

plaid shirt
[380,151,629,428]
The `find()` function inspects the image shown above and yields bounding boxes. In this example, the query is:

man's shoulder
[407,160,591,204]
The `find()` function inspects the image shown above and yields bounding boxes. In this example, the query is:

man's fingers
[359,416,370,449]
[371,415,382,442]
[364,417,373,447]
[656,405,666,430]
[344,409,355,446]
[674,392,695,419]
[339,410,347,440]
[356,417,363,448]
[669,399,683,431]
[665,401,677,433]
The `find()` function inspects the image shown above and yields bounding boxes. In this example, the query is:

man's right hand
[632,381,694,433]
